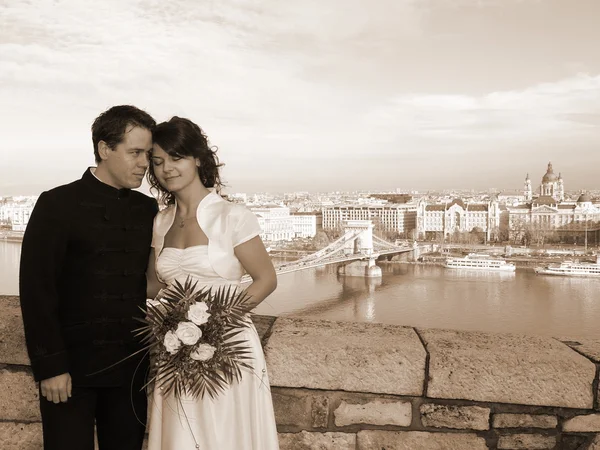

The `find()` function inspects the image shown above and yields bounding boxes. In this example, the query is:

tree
[497,227,510,243]
[324,220,345,241]
[468,227,485,245]
[509,216,531,246]
[311,230,331,249]
[521,220,557,247]
[372,217,386,239]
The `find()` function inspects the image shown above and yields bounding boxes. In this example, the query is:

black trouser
[39,384,147,450]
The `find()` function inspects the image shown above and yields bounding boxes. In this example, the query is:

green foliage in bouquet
[137,277,254,400]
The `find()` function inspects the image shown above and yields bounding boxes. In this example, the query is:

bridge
[242,220,425,282]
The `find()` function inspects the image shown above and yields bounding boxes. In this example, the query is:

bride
[145,116,279,449]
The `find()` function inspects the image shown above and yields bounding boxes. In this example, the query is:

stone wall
[3,294,600,449]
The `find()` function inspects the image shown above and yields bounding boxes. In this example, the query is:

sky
[1,0,599,195]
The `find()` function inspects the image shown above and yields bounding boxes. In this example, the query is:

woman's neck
[173,182,211,217]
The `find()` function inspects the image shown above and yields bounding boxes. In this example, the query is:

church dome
[577,193,592,203]
[542,162,557,183]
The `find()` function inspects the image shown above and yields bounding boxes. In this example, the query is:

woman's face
[151,144,200,193]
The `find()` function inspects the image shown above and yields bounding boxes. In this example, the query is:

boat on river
[443,253,516,272]
[534,255,600,277]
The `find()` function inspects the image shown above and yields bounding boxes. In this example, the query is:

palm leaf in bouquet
[136,276,256,400]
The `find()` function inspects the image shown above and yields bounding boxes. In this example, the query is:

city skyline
[1,0,600,195]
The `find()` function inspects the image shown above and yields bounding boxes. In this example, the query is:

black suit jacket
[19,169,158,386]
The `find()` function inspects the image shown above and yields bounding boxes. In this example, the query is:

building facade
[510,162,600,245]
[290,213,319,238]
[322,204,418,237]
[416,197,501,241]
[0,197,36,231]
[508,194,600,245]
[250,206,295,242]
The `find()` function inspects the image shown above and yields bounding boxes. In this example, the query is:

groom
[19,105,158,450]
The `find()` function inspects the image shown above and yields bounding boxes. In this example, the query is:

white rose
[187,301,211,326]
[163,331,182,354]
[175,321,202,346]
[190,343,217,362]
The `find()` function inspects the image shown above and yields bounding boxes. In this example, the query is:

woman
[145,117,279,450]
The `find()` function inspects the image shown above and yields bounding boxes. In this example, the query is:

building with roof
[416,197,501,241]
[250,206,320,242]
[0,196,37,231]
[524,162,564,202]
[322,203,418,237]
[509,162,600,245]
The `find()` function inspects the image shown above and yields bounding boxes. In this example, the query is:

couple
[19,105,280,450]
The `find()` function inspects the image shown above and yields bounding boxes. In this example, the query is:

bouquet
[139,277,254,400]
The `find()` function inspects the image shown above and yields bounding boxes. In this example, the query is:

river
[2,241,599,338]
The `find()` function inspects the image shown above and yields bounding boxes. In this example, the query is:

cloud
[0,0,599,193]
[364,74,600,142]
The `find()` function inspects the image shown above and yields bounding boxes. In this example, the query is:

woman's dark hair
[148,116,225,205]
[91,105,156,163]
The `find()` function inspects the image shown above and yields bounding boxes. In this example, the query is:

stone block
[492,413,557,429]
[265,318,426,396]
[251,314,277,344]
[558,435,588,450]
[278,431,356,450]
[556,337,600,363]
[419,328,595,408]
[420,403,489,430]
[272,390,314,429]
[0,368,40,421]
[356,430,487,450]
[0,422,43,450]
[0,296,29,366]
[334,399,412,427]
[497,433,556,449]
[563,414,600,432]
[589,434,600,450]
[311,396,329,428]
[272,389,330,429]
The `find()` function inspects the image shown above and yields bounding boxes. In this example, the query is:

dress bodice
[151,192,263,282]
[156,245,239,287]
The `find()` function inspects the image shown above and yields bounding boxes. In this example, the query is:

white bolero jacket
[151,191,262,282]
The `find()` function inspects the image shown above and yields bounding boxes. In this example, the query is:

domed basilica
[523,162,564,202]
[509,162,600,245]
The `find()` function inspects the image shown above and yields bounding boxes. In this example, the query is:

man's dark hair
[91,105,156,163]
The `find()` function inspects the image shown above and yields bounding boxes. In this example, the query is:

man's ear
[98,141,112,161]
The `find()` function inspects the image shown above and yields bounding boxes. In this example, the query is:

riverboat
[444,253,516,272]
[534,256,600,277]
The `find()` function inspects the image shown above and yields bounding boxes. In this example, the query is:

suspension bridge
[242,220,426,282]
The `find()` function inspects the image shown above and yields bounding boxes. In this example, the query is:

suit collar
[81,167,131,199]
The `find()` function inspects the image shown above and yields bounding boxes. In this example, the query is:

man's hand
[40,373,72,404]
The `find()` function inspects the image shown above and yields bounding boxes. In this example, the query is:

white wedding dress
[147,245,280,450]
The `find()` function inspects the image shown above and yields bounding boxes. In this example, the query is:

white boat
[443,253,516,272]
[534,256,600,277]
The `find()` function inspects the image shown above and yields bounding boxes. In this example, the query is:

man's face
[102,126,152,189]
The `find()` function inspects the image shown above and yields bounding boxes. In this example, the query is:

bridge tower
[338,220,382,278]
[343,220,375,256]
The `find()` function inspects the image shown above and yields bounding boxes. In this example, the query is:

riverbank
[0,231,24,243]
[392,251,598,270]
[388,260,541,271]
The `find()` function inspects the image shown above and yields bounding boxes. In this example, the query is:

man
[19,105,158,450]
